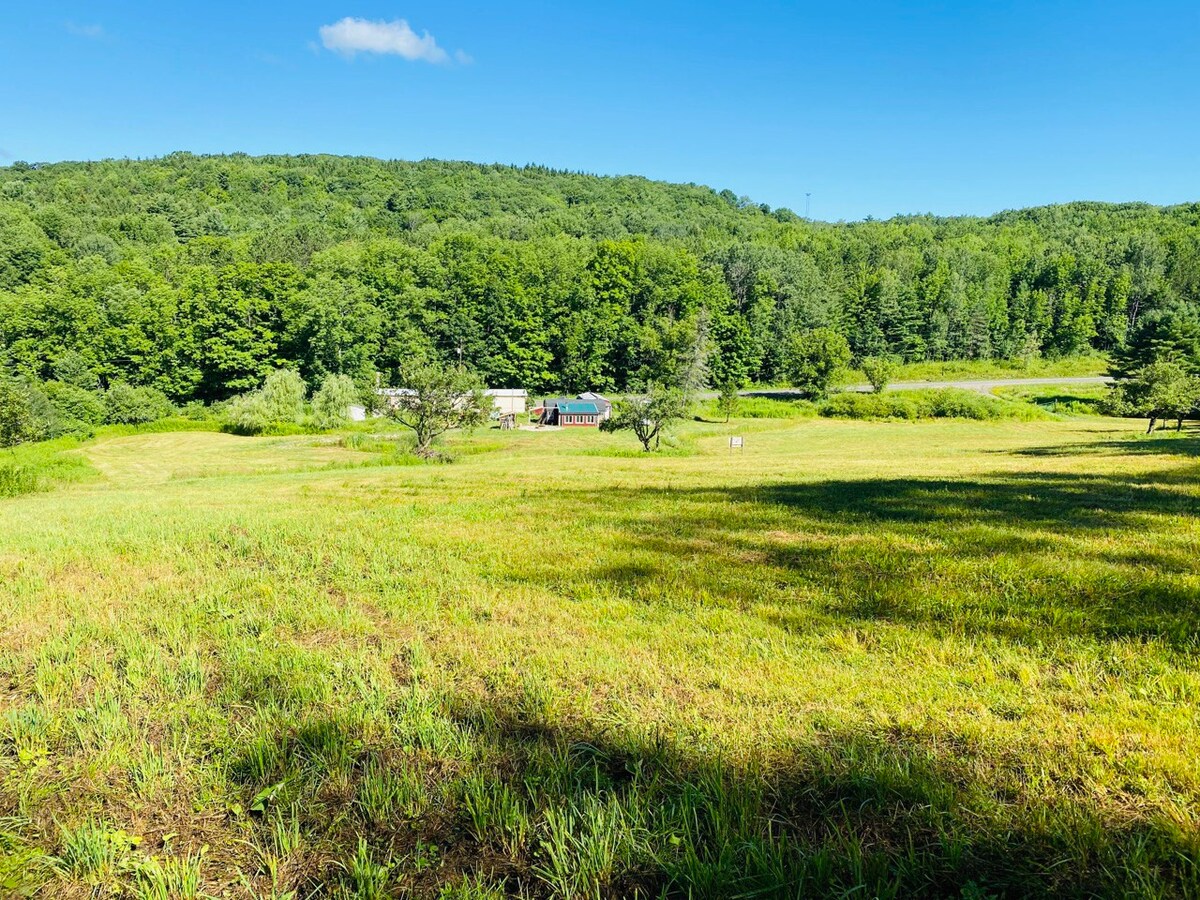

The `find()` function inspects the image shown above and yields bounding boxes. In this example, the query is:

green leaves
[0,153,1198,416]
[602,385,687,451]
[782,328,852,399]
[387,361,489,456]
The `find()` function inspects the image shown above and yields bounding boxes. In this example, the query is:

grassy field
[1,411,1198,897]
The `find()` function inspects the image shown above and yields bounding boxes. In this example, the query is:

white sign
[729,436,744,449]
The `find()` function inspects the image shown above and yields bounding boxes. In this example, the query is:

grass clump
[53,820,140,883]
[0,462,38,497]
[0,437,95,497]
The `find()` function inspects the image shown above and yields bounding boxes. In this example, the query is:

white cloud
[318,17,456,63]
[66,21,105,39]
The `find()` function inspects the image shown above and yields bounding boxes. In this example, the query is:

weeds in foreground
[131,850,206,900]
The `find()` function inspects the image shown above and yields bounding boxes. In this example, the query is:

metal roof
[557,401,600,415]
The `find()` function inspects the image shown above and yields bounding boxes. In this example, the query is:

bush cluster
[222,371,360,435]
[0,463,38,497]
[0,374,177,448]
[702,396,817,420]
[102,383,175,425]
[819,389,1047,421]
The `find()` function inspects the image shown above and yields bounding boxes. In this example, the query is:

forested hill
[1,152,1198,400]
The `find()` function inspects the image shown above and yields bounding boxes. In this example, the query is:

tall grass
[0,439,94,496]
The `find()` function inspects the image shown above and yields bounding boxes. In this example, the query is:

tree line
[0,153,1197,406]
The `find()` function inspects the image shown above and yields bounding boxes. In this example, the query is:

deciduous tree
[783,328,851,399]
[387,362,489,457]
[600,385,686,451]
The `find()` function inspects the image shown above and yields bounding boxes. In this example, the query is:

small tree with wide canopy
[783,328,851,399]
[860,355,899,393]
[387,362,489,456]
[1113,359,1200,433]
[601,385,687,451]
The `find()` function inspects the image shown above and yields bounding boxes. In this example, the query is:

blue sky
[2,2,1197,221]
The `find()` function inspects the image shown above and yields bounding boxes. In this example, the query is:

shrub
[819,388,1046,421]
[860,356,899,393]
[715,380,741,423]
[222,369,310,435]
[820,392,921,420]
[0,378,36,447]
[782,328,851,399]
[707,396,818,420]
[43,381,105,426]
[179,400,214,421]
[222,393,272,436]
[927,389,999,420]
[51,351,99,389]
[0,377,72,445]
[104,383,174,425]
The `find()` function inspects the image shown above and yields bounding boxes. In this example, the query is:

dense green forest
[1,153,1198,401]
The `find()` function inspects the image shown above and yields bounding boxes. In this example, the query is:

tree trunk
[1147,416,1156,434]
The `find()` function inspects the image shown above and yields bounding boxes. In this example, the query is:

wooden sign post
[729,436,744,453]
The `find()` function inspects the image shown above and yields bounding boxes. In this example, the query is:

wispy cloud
[318,17,465,64]
[66,21,105,40]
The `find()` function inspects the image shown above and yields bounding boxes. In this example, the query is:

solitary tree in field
[1114,359,1200,433]
[783,328,851,399]
[387,362,489,456]
[716,379,740,422]
[260,369,308,424]
[312,373,359,429]
[601,385,687,451]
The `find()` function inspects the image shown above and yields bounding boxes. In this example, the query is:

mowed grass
[0,414,1198,897]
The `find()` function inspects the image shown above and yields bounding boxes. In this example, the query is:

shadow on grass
[209,450,1199,896]
[521,467,1200,649]
[1012,429,1200,458]
[221,688,1200,899]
